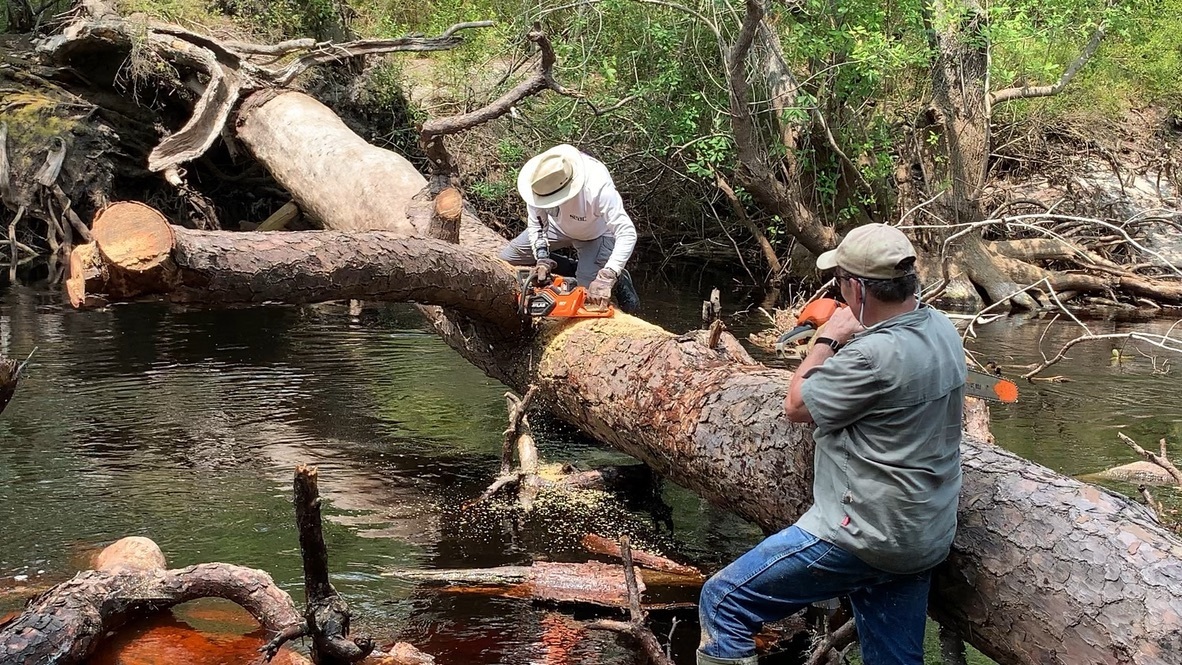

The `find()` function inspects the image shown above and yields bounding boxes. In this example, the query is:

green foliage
[112,0,1182,268]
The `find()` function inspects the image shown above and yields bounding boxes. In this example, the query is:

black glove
[588,268,617,304]
[533,258,558,284]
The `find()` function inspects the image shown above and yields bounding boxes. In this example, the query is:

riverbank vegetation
[4,0,1181,311]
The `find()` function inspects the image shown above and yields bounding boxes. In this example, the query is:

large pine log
[67,220,1182,665]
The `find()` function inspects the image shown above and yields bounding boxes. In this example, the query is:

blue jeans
[499,228,616,288]
[699,526,932,665]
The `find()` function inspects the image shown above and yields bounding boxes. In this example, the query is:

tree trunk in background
[235,91,426,233]
[68,217,1182,665]
[913,0,1037,310]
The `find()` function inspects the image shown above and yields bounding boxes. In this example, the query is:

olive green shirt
[798,305,965,574]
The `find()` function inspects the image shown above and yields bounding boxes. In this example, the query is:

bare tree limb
[267,22,495,86]
[805,618,857,665]
[1139,485,1165,524]
[1022,330,1182,379]
[713,169,782,276]
[989,24,1106,107]
[1118,433,1182,485]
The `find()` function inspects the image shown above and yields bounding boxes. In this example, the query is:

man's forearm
[784,344,835,422]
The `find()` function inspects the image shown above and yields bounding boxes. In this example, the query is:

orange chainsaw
[775,298,1019,403]
[516,268,615,319]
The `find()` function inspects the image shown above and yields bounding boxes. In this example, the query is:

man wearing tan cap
[696,224,965,665]
[499,144,640,312]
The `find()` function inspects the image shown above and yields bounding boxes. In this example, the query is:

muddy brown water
[0,279,1178,664]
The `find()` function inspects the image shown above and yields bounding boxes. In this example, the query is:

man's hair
[839,257,919,303]
[861,273,920,303]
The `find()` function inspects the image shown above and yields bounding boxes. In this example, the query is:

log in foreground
[68,221,1182,664]
[386,561,646,608]
[0,536,303,665]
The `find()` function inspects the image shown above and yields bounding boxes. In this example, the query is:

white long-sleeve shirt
[526,153,637,274]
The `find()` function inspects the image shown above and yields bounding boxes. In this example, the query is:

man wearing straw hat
[499,144,640,312]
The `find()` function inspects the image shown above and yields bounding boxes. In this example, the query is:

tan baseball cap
[815,223,917,279]
[517,144,586,208]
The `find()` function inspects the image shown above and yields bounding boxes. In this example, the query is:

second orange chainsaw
[775,297,1019,403]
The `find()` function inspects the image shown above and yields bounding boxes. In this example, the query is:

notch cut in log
[428,188,462,244]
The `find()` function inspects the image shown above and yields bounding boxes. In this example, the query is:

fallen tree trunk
[67,221,1182,665]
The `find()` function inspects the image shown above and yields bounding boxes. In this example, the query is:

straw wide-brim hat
[517,144,586,208]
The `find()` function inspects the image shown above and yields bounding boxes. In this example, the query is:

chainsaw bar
[966,369,1019,403]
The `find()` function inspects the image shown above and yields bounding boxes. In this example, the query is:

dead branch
[1022,331,1182,379]
[989,24,1107,106]
[418,23,578,180]
[386,561,646,609]
[501,385,538,474]
[580,534,703,578]
[1118,433,1182,485]
[41,11,494,176]
[805,618,857,665]
[585,536,674,665]
[0,537,304,664]
[714,170,782,277]
[1139,485,1165,524]
[265,22,494,86]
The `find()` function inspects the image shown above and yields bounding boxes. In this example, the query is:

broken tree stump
[293,464,375,664]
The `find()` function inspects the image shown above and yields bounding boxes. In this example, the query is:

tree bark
[68,221,1182,663]
[0,537,304,665]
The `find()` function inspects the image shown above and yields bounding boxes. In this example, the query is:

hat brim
[517,144,586,208]
[815,249,839,271]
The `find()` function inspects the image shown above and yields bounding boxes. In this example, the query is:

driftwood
[580,534,702,579]
[385,561,646,609]
[0,349,34,416]
[0,536,304,665]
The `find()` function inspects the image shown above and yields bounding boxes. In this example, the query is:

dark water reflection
[0,278,1178,664]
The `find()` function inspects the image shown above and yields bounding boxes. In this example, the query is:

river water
[0,279,1178,664]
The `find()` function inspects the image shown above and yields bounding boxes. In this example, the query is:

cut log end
[94,536,167,573]
[92,202,175,272]
[428,188,463,244]
[66,243,107,308]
